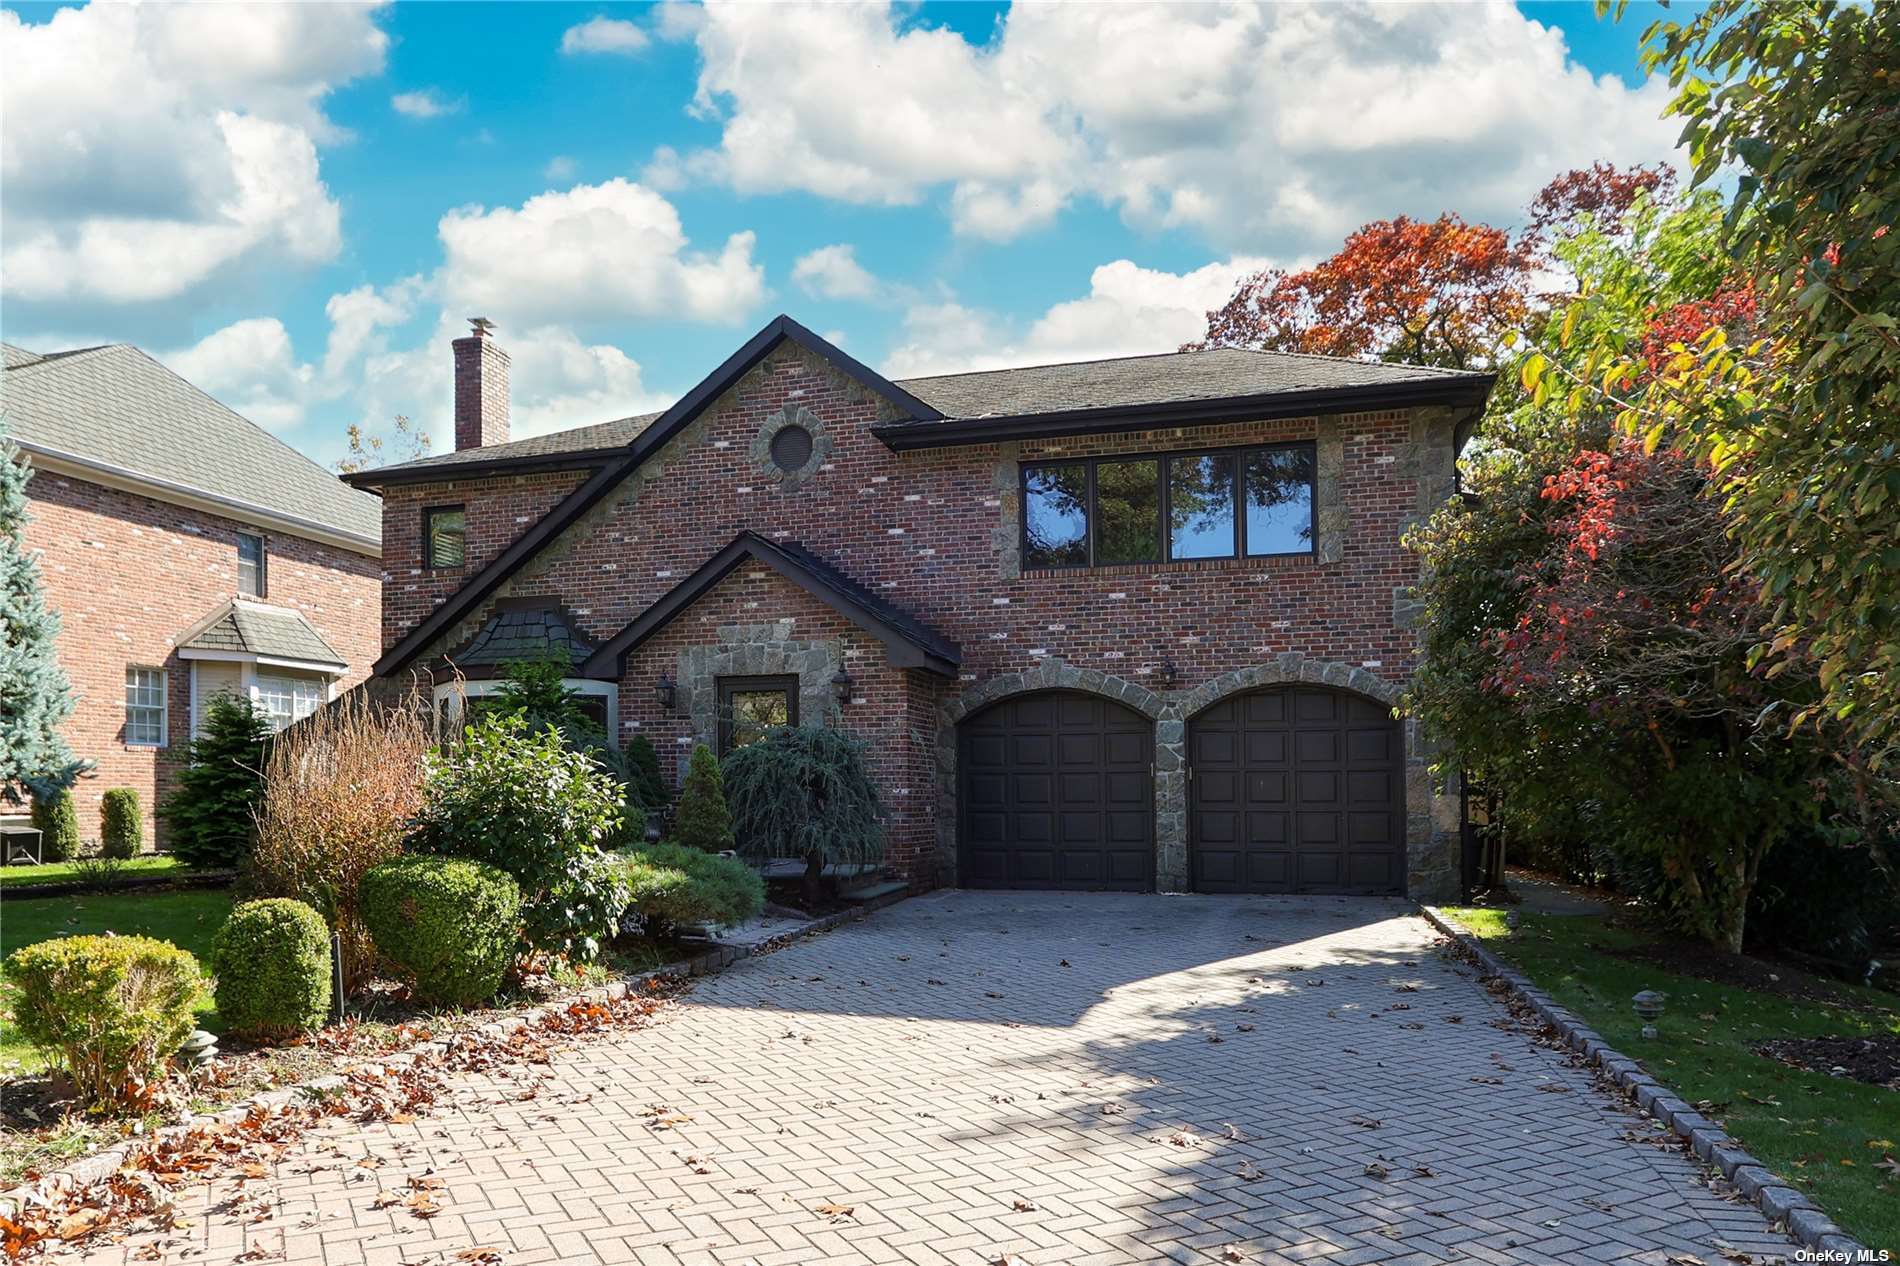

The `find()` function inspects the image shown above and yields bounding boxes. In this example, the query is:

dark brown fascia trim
[581,532,961,681]
[342,446,628,490]
[869,375,1496,451]
[372,315,944,677]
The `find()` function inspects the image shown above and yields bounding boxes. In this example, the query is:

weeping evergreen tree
[0,419,83,809]
[722,725,885,904]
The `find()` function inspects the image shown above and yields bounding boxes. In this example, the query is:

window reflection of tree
[1025,463,1088,564]
[1169,454,1236,557]
[1244,448,1315,552]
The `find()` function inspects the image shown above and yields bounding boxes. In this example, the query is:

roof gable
[372,315,942,676]
[177,599,347,670]
[4,343,381,547]
[581,532,960,680]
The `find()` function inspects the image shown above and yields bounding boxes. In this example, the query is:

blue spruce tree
[0,416,83,808]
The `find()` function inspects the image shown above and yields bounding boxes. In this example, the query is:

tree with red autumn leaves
[1189,163,1675,371]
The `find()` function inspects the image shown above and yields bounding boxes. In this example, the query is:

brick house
[4,342,383,845]
[349,317,1491,899]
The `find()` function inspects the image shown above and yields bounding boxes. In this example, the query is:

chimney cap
[468,316,496,337]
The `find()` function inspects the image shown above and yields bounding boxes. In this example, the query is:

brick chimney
[452,317,510,450]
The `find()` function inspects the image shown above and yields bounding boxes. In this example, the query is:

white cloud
[0,2,386,310]
[434,178,764,326]
[884,257,1264,377]
[544,155,579,182]
[791,244,882,302]
[391,88,461,119]
[667,2,1680,252]
[560,16,648,55]
[166,317,314,432]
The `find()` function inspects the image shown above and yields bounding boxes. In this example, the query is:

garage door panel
[1243,731,1289,766]
[959,692,1153,891]
[1189,686,1405,896]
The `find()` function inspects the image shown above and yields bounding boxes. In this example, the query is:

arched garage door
[959,691,1154,891]
[1189,687,1405,895]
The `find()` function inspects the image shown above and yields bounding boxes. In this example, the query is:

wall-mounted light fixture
[1160,657,1181,688]
[656,672,677,713]
[831,669,855,705]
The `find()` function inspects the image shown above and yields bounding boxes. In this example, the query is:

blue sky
[1,2,1685,468]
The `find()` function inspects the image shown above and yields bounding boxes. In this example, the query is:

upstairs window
[237,532,266,597]
[423,506,466,569]
[1021,441,1315,568]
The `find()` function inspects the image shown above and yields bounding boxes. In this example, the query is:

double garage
[957,687,1407,895]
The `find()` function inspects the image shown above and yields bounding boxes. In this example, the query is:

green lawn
[0,855,197,890]
[1443,907,1900,1250]
[0,889,235,1075]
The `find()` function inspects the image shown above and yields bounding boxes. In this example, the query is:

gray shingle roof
[178,599,347,669]
[2,343,381,545]
[898,346,1484,418]
[446,599,597,676]
[362,345,1486,481]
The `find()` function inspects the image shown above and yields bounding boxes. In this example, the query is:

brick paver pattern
[71,893,1798,1265]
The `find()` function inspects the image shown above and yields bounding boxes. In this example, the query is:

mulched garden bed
[1755,1034,1900,1090]
[1596,935,1879,1010]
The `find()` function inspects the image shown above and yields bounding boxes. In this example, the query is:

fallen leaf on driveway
[815,1201,855,1223]
[1011,1198,1037,1212]
[990,1255,1030,1266]
[1222,1248,1245,1262]
[1166,1130,1202,1148]
[1364,1161,1390,1179]
[1347,1115,1382,1129]
[1470,1075,1504,1085]
[1537,1084,1571,1094]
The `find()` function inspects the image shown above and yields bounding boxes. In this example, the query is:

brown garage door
[959,691,1153,891]
[1189,687,1405,895]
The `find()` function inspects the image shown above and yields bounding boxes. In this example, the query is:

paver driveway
[76,892,1797,1266]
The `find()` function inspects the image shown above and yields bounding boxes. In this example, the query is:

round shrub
[620,842,765,934]
[209,899,332,1043]
[2,934,202,1104]
[361,856,521,1006]
[100,788,143,859]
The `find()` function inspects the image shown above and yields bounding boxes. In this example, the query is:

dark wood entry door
[958,691,1153,891]
[1189,687,1405,895]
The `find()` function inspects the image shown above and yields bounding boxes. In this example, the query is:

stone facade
[373,339,1472,899]
[21,467,381,843]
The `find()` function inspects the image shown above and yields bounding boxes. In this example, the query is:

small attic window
[769,424,814,472]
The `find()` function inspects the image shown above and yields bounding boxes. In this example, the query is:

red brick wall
[378,470,586,652]
[380,344,1438,880]
[21,466,382,845]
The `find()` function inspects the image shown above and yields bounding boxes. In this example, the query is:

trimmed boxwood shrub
[361,857,521,1006]
[2,934,202,1104]
[620,842,765,935]
[210,899,332,1042]
[100,788,143,859]
[30,787,80,863]
[673,744,734,853]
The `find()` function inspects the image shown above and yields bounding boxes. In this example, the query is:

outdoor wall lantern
[1632,989,1666,1039]
[831,669,855,705]
[1160,657,1181,688]
[656,673,677,713]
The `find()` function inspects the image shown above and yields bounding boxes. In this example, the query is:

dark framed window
[423,506,466,569]
[1020,440,1315,568]
[716,675,798,755]
[236,532,266,597]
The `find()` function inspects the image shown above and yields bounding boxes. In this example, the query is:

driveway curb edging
[1419,904,1866,1258]
[0,885,910,1222]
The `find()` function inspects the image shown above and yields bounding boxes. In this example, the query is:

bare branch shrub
[251,690,429,987]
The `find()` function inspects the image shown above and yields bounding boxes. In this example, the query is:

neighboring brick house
[349,317,1491,899]
[3,342,382,845]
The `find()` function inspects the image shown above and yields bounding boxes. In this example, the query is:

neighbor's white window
[125,667,167,746]
[254,674,324,732]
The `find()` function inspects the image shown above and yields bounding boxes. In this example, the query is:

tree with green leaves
[0,421,83,808]
[162,693,272,868]
[721,726,885,906]
[673,744,734,854]
[1593,0,1900,770]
